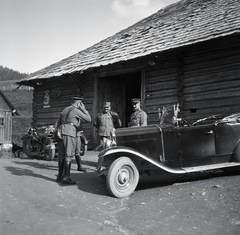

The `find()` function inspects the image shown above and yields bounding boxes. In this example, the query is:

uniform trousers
[62,134,76,161]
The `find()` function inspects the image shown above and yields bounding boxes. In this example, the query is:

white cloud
[111,0,177,20]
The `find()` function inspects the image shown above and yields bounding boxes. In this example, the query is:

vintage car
[96,104,240,198]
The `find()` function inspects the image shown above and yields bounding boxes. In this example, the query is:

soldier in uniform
[94,102,121,149]
[128,98,147,127]
[56,97,91,184]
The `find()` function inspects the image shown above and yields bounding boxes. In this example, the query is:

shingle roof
[18,0,240,85]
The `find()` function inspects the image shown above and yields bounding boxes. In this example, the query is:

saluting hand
[78,101,86,111]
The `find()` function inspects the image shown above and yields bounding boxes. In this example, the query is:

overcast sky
[0,0,179,74]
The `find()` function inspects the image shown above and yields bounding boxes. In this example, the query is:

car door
[177,124,216,167]
[214,122,240,156]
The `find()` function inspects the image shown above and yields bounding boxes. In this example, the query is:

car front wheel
[106,157,139,198]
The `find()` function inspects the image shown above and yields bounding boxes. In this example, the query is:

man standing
[129,98,147,127]
[56,97,91,184]
[94,102,121,149]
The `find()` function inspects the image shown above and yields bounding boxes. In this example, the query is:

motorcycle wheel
[22,138,42,158]
[44,139,56,161]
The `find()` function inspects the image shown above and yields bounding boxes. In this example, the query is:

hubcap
[118,170,129,184]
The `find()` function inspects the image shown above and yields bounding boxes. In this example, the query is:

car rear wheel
[106,157,139,198]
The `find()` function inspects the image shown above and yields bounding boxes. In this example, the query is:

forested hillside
[0,65,28,81]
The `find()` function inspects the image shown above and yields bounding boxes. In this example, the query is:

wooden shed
[0,89,19,145]
[17,0,240,147]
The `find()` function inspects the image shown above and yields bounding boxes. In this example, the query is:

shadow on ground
[4,165,56,183]
[5,159,239,197]
[4,159,109,197]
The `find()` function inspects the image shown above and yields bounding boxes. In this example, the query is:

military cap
[131,98,141,104]
[72,96,83,101]
[103,102,111,108]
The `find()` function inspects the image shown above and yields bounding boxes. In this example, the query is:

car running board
[182,162,240,173]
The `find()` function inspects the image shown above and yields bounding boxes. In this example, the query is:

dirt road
[0,151,240,235]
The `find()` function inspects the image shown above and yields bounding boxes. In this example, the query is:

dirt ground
[0,151,240,235]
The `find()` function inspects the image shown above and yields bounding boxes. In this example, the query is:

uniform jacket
[129,109,147,127]
[94,111,121,136]
[57,104,91,138]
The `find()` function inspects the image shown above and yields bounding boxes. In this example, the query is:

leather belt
[130,123,139,127]
[65,122,78,129]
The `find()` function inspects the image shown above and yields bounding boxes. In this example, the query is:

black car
[97,104,240,198]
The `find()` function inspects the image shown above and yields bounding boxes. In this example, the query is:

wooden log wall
[182,35,240,123]
[32,74,94,143]
[144,52,178,125]
[145,34,240,124]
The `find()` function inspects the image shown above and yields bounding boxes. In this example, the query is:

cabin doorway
[98,72,141,127]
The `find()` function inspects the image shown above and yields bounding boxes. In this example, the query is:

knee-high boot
[75,155,86,172]
[61,160,76,184]
[56,159,64,182]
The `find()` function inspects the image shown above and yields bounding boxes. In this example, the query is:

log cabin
[17,0,240,147]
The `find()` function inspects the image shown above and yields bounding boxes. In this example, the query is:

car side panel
[178,125,216,160]
[162,125,216,167]
[115,125,163,162]
[215,122,240,156]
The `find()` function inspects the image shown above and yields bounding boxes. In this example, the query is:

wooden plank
[184,79,240,93]
[184,96,240,109]
[184,71,240,87]
[184,88,240,102]
[148,80,177,91]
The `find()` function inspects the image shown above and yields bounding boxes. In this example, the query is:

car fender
[97,146,186,174]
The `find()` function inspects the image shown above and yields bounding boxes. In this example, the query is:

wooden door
[98,78,126,127]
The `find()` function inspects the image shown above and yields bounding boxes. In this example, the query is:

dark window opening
[125,74,141,126]
[0,118,4,126]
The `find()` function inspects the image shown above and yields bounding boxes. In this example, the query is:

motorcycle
[21,125,88,161]
[21,125,56,161]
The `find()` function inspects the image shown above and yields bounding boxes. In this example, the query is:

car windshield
[193,113,240,126]
[215,113,240,124]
